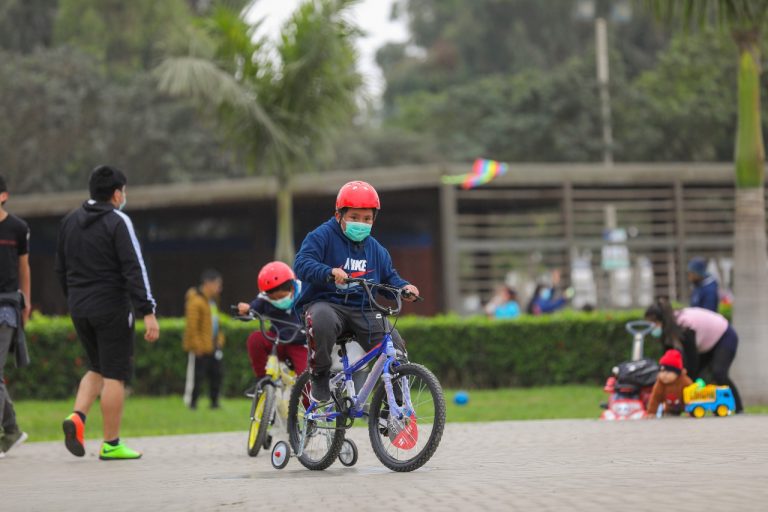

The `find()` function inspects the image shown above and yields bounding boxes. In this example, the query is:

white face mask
[118,189,126,211]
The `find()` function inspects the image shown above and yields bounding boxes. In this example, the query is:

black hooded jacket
[55,200,156,317]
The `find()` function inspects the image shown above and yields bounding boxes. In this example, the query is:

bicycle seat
[330,335,367,372]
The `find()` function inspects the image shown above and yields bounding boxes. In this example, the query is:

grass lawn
[13,385,767,442]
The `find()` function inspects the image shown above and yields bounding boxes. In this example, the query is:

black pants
[191,353,223,407]
[686,326,743,413]
[304,302,406,375]
[0,325,19,433]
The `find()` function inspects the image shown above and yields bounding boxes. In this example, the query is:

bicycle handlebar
[229,306,305,344]
[340,277,424,316]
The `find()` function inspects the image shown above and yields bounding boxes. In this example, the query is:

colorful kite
[441,158,509,189]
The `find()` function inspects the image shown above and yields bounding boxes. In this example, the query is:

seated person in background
[525,269,573,315]
[484,285,520,319]
[646,349,693,417]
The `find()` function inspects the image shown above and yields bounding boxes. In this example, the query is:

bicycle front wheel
[287,371,345,470]
[247,384,275,457]
[368,363,446,472]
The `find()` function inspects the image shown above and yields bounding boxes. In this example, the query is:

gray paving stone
[2,416,767,511]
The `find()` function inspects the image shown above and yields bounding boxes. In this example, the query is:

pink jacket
[675,307,728,353]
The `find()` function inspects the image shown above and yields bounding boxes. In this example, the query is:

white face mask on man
[117,188,127,211]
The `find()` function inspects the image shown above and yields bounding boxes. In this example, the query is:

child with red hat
[236,261,307,388]
[646,349,693,417]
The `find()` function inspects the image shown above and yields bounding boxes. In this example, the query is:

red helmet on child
[258,261,295,293]
[335,181,380,211]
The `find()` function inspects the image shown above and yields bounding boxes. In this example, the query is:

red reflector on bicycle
[392,415,418,450]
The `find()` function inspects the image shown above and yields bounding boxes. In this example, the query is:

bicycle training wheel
[287,371,345,470]
[247,385,276,457]
[271,440,290,470]
[339,438,358,467]
[368,363,446,472]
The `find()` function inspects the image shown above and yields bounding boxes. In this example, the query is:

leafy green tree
[647,0,768,403]
[384,53,607,162]
[379,0,667,111]
[0,47,238,194]
[0,0,58,53]
[54,0,194,75]
[157,0,361,263]
[614,29,737,161]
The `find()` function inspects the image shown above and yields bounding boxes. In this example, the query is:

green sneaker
[99,442,142,460]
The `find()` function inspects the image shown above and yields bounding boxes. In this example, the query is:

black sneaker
[310,371,331,403]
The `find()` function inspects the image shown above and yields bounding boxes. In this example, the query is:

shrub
[5,311,661,399]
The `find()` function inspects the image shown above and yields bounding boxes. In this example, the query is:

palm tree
[647,1,768,403]
[156,0,361,263]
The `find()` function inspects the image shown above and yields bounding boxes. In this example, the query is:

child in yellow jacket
[182,270,225,409]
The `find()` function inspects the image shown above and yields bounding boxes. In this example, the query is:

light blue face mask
[651,326,662,338]
[268,294,294,310]
[265,280,301,310]
[343,221,372,242]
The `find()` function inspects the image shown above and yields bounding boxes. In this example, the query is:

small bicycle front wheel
[368,363,446,472]
[287,371,345,470]
[247,384,276,457]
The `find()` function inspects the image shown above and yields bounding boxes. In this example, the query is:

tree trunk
[274,173,295,265]
[731,33,768,404]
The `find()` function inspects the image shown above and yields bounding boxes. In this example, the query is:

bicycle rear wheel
[368,363,446,472]
[247,385,275,457]
[287,371,345,470]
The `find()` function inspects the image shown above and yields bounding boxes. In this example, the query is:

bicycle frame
[235,308,303,426]
[294,277,427,461]
[304,317,415,426]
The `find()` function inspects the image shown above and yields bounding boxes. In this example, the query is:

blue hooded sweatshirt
[690,275,719,312]
[294,218,409,311]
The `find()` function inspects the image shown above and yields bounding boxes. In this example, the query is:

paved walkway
[3,416,767,511]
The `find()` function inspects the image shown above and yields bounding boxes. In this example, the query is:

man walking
[0,175,30,457]
[55,166,159,460]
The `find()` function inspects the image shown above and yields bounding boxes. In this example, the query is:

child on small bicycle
[293,180,419,403]
[237,261,307,389]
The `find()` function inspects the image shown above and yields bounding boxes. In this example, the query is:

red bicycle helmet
[335,181,380,211]
[258,261,295,293]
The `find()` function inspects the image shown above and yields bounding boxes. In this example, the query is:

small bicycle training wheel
[271,441,291,470]
[338,438,358,467]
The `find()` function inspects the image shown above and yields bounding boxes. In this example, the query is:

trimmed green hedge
[5,311,662,400]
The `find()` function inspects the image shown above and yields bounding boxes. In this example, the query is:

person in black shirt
[0,174,30,457]
[56,166,160,460]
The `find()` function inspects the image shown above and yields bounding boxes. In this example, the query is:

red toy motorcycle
[600,321,659,420]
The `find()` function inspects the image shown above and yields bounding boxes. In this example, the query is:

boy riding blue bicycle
[293,180,419,403]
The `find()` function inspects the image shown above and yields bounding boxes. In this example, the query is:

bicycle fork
[381,333,414,420]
